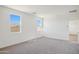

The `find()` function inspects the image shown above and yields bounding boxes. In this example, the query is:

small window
[10,14,21,32]
[36,18,43,32]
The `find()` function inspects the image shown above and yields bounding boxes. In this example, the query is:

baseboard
[0,36,43,49]
[44,33,68,41]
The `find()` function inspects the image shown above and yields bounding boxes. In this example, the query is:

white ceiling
[5,5,79,18]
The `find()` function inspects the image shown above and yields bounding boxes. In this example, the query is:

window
[10,14,21,32]
[36,17,43,32]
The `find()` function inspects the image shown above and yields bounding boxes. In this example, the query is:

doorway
[69,20,79,43]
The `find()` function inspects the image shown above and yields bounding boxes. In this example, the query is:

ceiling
[5,5,79,18]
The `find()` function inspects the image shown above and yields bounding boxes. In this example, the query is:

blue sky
[11,14,20,25]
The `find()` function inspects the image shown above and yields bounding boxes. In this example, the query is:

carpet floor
[0,37,79,54]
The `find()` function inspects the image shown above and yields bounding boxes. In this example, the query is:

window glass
[10,14,21,32]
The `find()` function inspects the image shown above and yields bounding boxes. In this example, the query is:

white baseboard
[44,33,68,41]
[0,35,42,49]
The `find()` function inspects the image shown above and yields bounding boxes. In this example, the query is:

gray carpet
[0,37,79,54]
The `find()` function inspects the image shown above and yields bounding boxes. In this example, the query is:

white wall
[43,15,69,40]
[0,6,42,48]
[43,12,79,40]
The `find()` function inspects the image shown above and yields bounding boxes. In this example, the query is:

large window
[10,14,21,32]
